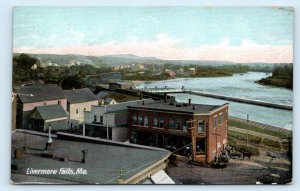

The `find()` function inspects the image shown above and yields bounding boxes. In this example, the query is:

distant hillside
[13,53,288,68]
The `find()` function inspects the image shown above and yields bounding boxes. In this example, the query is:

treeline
[13,54,113,89]
[194,65,250,77]
[256,64,293,89]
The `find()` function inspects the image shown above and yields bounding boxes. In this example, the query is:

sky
[13,7,294,63]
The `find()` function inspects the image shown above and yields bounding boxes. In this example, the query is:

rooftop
[128,101,228,114]
[64,88,97,104]
[17,84,66,103]
[11,131,170,184]
[93,99,155,113]
[34,105,68,120]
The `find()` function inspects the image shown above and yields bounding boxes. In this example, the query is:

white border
[0,1,299,191]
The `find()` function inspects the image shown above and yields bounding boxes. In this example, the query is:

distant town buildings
[188,68,196,75]
[165,69,176,77]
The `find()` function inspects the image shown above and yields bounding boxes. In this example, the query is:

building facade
[28,105,68,132]
[127,100,229,163]
[64,88,98,128]
[16,84,67,129]
[84,99,154,142]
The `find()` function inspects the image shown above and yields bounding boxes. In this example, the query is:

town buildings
[188,68,196,75]
[84,99,154,142]
[28,105,68,131]
[16,84,67,130]
[64,88,98,128]
[127,99,229,163]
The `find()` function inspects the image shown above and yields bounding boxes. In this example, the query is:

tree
[61,75,84,90]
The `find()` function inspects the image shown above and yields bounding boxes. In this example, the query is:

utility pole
[211,131,221,163]
[246,114,249,147]
[186,119,196,160]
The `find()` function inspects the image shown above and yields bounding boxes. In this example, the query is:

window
[159,117,164,128]
[169,118,175,129]
[138,115,143,126]
[144,115,148,127]
[182,119,188,131]
[133,113,138,125]
[213,116,218,128]
[219,113,223,126]
[76,109,78,114]
[175,119,182,130]
[198,120,205,132]
[58,100,61,105]
[94,115,97,122]
[153,116,158,128]
[100,116,103,124]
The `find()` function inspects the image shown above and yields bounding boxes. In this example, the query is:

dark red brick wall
[128,104,229,163]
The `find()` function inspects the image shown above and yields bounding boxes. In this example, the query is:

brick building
[127,99,229,163]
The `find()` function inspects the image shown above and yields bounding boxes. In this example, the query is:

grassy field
[228,118,292,150]
[228,120,290,139]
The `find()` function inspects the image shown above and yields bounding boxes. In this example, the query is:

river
[135,72,293,129]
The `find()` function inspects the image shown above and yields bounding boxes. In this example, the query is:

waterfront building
[127,99,229,163]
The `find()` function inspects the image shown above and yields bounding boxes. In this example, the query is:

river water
[135,72,293,129]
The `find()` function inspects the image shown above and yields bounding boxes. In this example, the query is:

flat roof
[128,101,227,114]
[11,131,170,184]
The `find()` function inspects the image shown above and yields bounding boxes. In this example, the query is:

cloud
[13,34,293,63]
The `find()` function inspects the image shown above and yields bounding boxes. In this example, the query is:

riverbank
[255,77,292,90]
[255,64,293,90]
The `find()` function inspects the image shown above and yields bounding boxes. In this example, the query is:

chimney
[188,99,191,106]
[45,125,53,150]
[81,149,88,163]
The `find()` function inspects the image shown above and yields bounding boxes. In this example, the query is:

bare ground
[166,149,292,185]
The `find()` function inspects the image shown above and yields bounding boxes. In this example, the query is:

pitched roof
[17,84,66,103]
[96,91,110,99]
[128,101,227,114]
[64,88,97,104]
[104,97,115,103]
[34,105,68,120]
